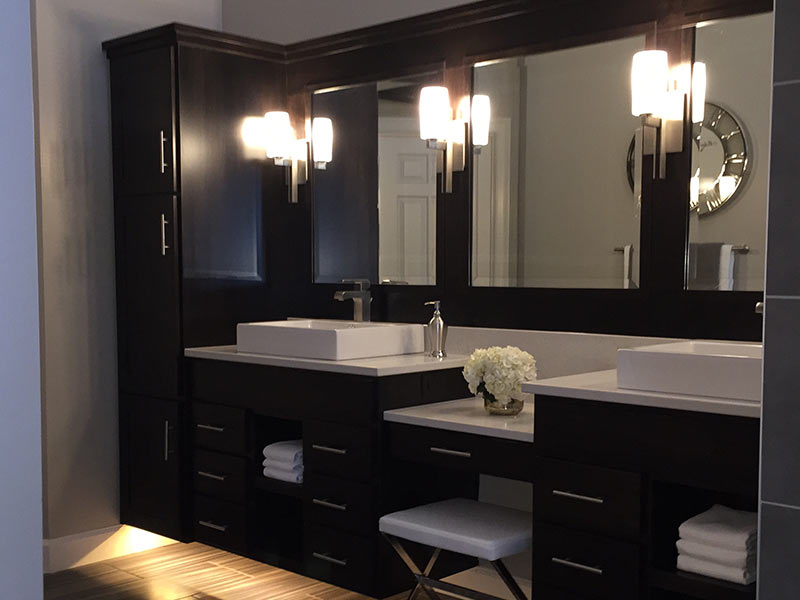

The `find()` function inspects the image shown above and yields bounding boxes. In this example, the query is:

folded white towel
[262,457,303,472]
[262,440,303,465]
[678,505,757,550]
[677,553,756,585]
[677,538,755,568]
[263,465,303,484]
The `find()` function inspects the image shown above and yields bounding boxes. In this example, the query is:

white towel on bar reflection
[676,538,754,568]
[262,440,303,465]
[263,464,303,484]
[687,243,737,291]
[678,505,758,549]
[719,244,735,291]
[677,553,756,585]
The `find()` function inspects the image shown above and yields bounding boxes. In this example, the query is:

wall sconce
[471,95,491,150]
[418,87,492,193]
[691,62,706,124]
[241,112,334,203]
[311,117,333,169]
[631,50,669,179]
[631,50,707,180]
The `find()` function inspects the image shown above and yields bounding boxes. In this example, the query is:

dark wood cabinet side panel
[177,45,288,349]
[535,396,760,496]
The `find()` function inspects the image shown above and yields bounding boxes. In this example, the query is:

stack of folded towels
[262,440,304,484]
[676,504,758,585]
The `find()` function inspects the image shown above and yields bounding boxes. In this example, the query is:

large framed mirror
[470,34,646,289]
[686,12,771,292]
[312,71,443,286]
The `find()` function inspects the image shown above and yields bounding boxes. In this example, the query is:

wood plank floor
[43,542,379,600]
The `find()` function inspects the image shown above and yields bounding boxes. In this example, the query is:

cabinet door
[115,195,181,398]
[109,46,176,195]
[120,395,183,540]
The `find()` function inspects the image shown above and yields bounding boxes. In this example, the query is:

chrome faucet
[334,279,371,322]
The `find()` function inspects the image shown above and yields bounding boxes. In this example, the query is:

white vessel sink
[617,341,762,402]
[236,319,425,361]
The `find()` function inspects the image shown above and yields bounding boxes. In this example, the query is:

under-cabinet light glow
[631,50,669,117]
[471,95,491,147]
[311,117,333,164]
[692,62,707,124]
[419,86,451,141]
[264,111,294,159]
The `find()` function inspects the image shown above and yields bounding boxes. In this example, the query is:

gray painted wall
[0,0,43,596]
[221,0,475,44]
[759,3,800,599]
[34,0,222,540]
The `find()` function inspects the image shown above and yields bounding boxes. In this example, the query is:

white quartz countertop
[185,345,468,377]
[522,369,761,419]
[384,397,534,442]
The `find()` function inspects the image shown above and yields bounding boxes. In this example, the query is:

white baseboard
[43,524,177,573]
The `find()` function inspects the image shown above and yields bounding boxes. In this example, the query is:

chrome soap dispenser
[424,301,447,358]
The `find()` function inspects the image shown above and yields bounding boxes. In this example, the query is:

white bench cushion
[379,498,532,561]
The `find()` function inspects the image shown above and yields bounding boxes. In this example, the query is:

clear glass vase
[482,392,524,416]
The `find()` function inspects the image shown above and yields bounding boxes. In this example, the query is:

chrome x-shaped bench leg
[383,534,529,600]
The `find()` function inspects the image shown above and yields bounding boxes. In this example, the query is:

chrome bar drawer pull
[159,129,168,173]
[312,498,348,511]
[196,423,225,433]
[197,471,227,482]
[198,520,227,533]
[312,552,348,567]
[311,444,347,455]
[551,557,603,576]
[163,420,169,462]
[430,446,472,459]
[552,489,605,505]
[160,213,169,256]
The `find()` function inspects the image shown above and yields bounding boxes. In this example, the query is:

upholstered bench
[379,498,531,600]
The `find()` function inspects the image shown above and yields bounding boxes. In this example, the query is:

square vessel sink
[617,341,762,402]
[236,319,425,361]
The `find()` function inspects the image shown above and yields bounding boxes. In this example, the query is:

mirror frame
[280,0,770,340]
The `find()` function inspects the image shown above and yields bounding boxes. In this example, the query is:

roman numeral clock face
[625,101,749,216]
[691,102,749,215]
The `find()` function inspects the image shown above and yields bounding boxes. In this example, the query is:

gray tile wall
[760,3,800,598]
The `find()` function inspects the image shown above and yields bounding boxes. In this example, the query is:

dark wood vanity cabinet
[104,25,287,540]
[187,358,471,597]
[533,396,760,600]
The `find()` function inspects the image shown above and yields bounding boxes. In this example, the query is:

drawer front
[193,449,247,504]
[304,474,376,535]
[534,523,640,600]
[305,421,374,481]
[536,458,642,541]
[193,495,247,554]
[189,360,374,424]
[193,402,247,455]
[304,525,374,595]
[388,423,534,482]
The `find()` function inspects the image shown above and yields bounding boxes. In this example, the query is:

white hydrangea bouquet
[463,346,537,415]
